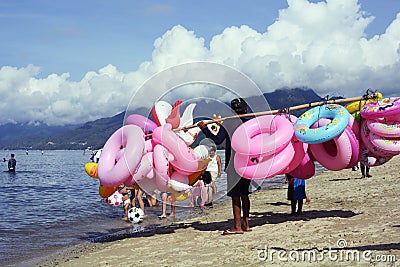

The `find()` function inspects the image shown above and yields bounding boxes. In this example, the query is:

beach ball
[128,207,144,223]
[108,191,123,206]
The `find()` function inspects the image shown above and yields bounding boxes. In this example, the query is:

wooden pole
[145,92,380,136]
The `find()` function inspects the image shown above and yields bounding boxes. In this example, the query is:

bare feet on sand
[241,223,252,232]
[222,228,244,235]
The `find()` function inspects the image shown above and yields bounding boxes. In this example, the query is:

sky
[0,0,399,125]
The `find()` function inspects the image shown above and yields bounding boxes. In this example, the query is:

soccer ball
[128,207,144,223]
[108,191,123,206]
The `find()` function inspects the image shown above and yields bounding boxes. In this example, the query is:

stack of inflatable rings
[359,97,400,166]
[231,114,311,180]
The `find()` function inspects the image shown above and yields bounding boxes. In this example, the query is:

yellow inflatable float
[345,92,382,113]
[84,162,98,178]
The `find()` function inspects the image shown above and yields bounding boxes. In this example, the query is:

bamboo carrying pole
[171,92,380,133]
[143,91,381,137]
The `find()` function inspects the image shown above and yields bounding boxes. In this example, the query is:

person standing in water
[8,154,16,173]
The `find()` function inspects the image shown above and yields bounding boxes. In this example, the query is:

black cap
[231,98,248,114]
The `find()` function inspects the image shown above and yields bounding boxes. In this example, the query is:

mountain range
[0,87,325,150]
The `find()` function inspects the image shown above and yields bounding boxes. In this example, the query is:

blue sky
[1,0,398,80]
[0,0,399,125]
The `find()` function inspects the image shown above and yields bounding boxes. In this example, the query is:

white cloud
[0,0,399,125]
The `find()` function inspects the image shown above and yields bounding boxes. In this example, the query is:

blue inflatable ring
[294,104,350,144]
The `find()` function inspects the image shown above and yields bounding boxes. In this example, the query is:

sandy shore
[36,157,400,267]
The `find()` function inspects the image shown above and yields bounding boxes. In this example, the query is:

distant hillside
[38,112,126,150]
[0,87,325,150]
[0,123,79,150]
[263,87,322,116]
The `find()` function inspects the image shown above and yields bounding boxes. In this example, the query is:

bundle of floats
[85,90,400,202]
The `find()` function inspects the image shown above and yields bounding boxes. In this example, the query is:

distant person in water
[8,154,16,173]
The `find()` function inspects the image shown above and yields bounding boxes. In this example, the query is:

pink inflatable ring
[98,125,145,187]
[125,114,157,135]
[232,114,294,156]
[361,97,400,120]
[367,119,400,138]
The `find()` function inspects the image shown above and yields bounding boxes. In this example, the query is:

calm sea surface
[0,150,323,266]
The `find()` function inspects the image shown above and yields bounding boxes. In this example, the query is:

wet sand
[36,156,400,267]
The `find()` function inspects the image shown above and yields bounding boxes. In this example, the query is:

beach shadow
[86,222,191,243]
[248,210,359,226]
[189,210,359,232]
[346,243,400,251]
[88,210,360,243]
[329,178,352,182]
[265,201,290,206]
[330,176,371,181]
[189,220,233,232]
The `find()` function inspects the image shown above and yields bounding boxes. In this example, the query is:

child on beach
[189,171,214,209]
[159,192,175,219]
[360,163,372,178]
[145,191,159,207]
[206,147,222,196]
[131,185,146,213]
[118,184,133,221]
[202,171,214,207]
[286,174,310,215]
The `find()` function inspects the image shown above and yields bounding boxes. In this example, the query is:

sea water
[0,150,323,266]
